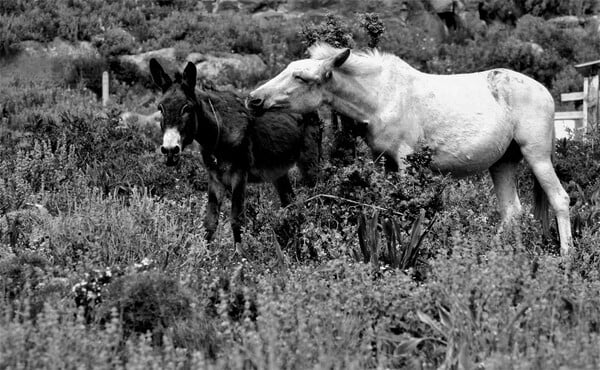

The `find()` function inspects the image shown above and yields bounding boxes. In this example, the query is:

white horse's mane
[307,42,411,75]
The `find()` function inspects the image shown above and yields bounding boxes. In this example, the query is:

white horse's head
[247,46,350,114]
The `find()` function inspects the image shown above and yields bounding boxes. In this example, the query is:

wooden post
[581,76,589,139]
[399,1,409,25]
[102,71,109,107]
[590,74,599,131]
[574,60,600,138]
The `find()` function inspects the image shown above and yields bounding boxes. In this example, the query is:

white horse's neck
[325,74,379,122]
[322,53,417,124]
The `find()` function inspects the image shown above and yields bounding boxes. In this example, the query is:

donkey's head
[247,47,350,114]
[149,59,199,166]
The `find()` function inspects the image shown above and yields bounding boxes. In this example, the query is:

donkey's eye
[158,104,165,114]
[181,105,191,115]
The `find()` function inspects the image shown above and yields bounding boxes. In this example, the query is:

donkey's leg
[274,174,294,207]
[489,160,522,229]
[523,157,572,255]
[205,172,224,242]
[297,112,322,187]
[230,171,248,244]
[372,149,399,173]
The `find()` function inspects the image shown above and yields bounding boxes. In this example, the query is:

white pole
[582,76,589,139]
[102,71,109,107]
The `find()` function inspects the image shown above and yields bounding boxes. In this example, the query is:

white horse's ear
[322,48,350,79]
[332,49,351,68]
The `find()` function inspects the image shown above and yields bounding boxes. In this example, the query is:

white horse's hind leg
[525,158,572,255]
[489,160,522,229]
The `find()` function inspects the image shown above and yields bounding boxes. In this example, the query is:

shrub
[300,13,355,49]
[108,59,155,89]
[96,271,193,342]
[95,28,137,57]
[61,56,108,96]
[0,253,67,319]
[515,15,579,60]
[231,29,264,54]
[360,13,386,48]
[0,15,21,56]
[519,0,600,17]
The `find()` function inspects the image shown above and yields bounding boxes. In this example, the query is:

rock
[252,9,302,22]
[119,111,162,129]
[19,38,99,59]
[214,0,240,12]
[210,0,283,13]
[186,52,267,84]
[429,0,459,13]
[118,48,177,74]
[410,10,449,42]
[300,9,331,24]
[526,42,544,56]
[239,0,279,12]
[284,0,337,11]
[548,15,584,28]
[120,48,267,86]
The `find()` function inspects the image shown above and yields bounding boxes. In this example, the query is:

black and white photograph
[1,0,599,368]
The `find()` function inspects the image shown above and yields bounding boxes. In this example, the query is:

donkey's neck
[194,101,221,153]
[325,74,380,123]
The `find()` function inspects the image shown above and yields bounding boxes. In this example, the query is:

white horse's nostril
[247,98,264,109]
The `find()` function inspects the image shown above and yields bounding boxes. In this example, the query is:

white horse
[247,43,573,255]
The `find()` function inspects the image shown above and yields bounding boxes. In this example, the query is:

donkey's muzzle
[161,145,181,166]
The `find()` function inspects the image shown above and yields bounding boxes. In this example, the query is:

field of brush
[3,1,600,369]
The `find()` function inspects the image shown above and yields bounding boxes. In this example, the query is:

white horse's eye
[158,104,165,113]
[294,75,309,84]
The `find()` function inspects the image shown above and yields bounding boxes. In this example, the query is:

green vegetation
[2,1,600,368]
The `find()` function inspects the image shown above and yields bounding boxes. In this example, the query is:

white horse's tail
[533,133,556,236]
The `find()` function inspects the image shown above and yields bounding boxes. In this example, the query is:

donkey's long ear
[182,62,197,90]
[149,58,172,92]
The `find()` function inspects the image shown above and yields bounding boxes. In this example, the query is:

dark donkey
[149,59,320,244]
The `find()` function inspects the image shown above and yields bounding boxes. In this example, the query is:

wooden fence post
[555,60,600,140]
[102,71,109,107]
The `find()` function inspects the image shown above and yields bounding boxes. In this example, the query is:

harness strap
[207,97,221,152]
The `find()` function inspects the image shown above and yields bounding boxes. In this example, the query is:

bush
[231,29,264,54]
[300,13,355,49]
[96,271,192,340]
[0,253,67,319]
[0,15,21,56]
[95,28,137,57]
[61,56,107,96]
